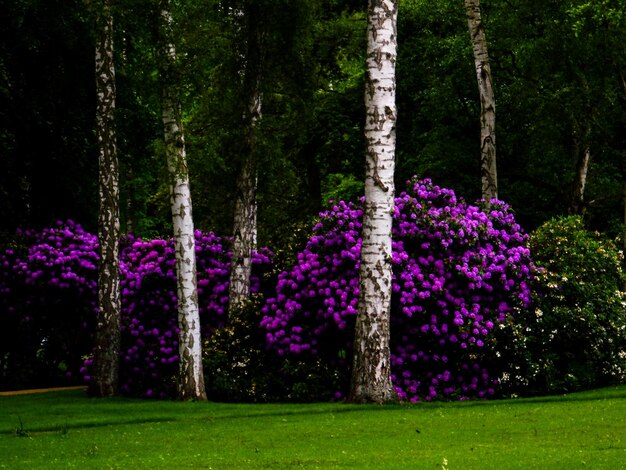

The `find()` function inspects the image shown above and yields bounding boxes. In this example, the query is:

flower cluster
[113,231,271,397]
[0,221,272,397]
[261,179,534,401]
[2,178,534,401]
[0,220,99,388]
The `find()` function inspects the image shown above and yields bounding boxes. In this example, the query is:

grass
[0,387,625,469]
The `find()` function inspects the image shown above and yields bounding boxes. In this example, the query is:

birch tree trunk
[228,5,262,317]
[619,68,626,292]
[228,73,260,317]
[349,0,398,404]
[89,0,121,397]
[464,0,498,201]
[622,177,626,292]
[570,147,591,215]
[160,4,206,401]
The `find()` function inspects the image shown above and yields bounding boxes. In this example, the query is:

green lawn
[1,386,625,469]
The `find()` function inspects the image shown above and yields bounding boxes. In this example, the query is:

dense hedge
[2,186,623,401]
[0,221,271,396]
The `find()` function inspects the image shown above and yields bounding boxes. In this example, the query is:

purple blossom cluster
[112,231,271,397]
[0,221,272,397]
[2,220,99,297]
[0,220,99,387]
[261,179,534,401]
[2,179,534,401]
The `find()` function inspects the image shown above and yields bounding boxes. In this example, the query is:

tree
[159,1,206,401]
[464,0,497,201]
[570,145,591,215]
[89,0,121,397]
[349,0,398,404]
[228,0,264,317]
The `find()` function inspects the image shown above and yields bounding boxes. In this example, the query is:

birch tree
[570,143,591,215]
[160,2,206,400]
[622,74,626,289]
[89,0,121,397]
[228,1,263,317]
[349,0,398,404]
[464,0,498,201]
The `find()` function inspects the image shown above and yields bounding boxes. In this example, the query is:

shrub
[0,221,272,397]
[94,231,272,398]
[0,220,98,389]
[500,216,626,395]
[261,178,534,401]
[202,294,344,402]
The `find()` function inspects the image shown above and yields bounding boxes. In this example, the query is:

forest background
[0,0,625,399]
[1,0,624,243]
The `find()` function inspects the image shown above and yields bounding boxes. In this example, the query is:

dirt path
[0,386,85,396]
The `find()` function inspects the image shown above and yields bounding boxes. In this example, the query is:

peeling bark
[349,0,398,404]
[228,44,261,316]
[160,3,206,401]
[89,0,121,398]
[464,0,498,201]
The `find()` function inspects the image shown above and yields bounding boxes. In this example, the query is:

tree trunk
[228,78,260,316]
[620,71,626,292]
[464,0,498,201]
[621,152,626,292]
[160,4,206,401]
[89,0,121,397]
[228,5,262,317]
[570,146,591,215]
[619,69,626,292]
[228,153,258,315]
[349,0,398,404]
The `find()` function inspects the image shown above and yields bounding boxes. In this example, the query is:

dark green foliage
[395,0,478,199]
[499,216,626,395]
[202,295,347,402]
[0,0,97,234]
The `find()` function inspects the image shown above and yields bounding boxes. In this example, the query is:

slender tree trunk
[228,79,260,316]
[619,68,626,292]
[160,4,206,401]
[349,0,398,404]
[570,146,591,215]
[464,0,498,201]
[125,167,135,235]
[89,0,121,397]
[228,5,262,317]
[622,153,626,292]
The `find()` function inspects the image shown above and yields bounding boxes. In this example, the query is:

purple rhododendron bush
[1,178,535,401]
[261,179,534,401]
[106,232,270,398]
[0,221,99,389]
[0,220,271,396]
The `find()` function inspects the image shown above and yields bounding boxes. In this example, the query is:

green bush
[202,295,346,402]
[500,216,626,395]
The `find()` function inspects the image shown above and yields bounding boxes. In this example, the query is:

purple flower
[261,178,535,401]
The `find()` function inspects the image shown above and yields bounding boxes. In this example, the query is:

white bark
[228,4,264,317]
[619,69,626,292]
[161,5,206,401]
[571,147,591,214]
[465,0,498,201]
[228,74,260,315]
[350,0,397,404]
[90,0,121,398]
